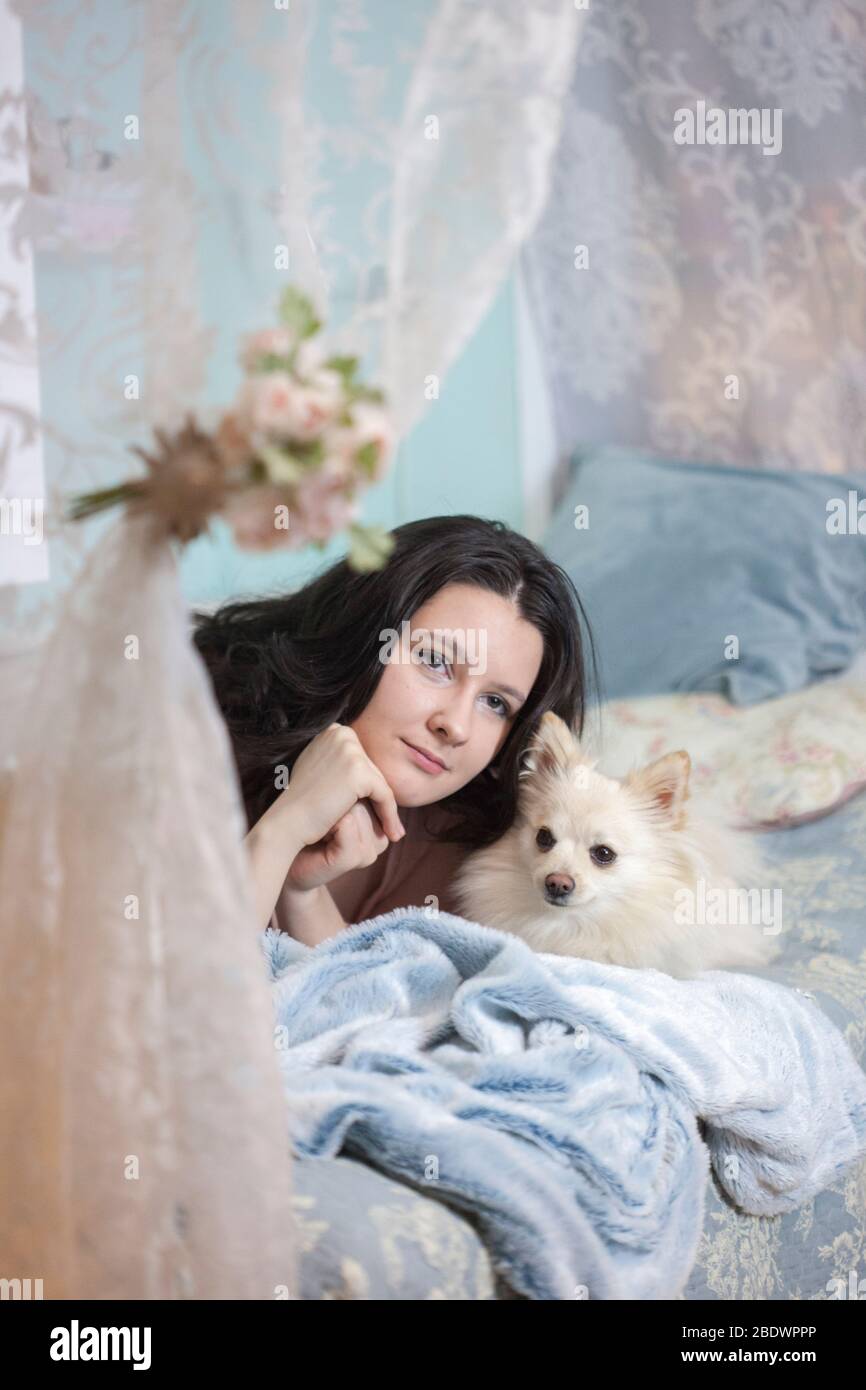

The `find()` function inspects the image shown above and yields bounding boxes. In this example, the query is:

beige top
[271,803,472,932]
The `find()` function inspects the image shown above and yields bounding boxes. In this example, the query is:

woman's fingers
[360,800,391,853]
[331,802,391,868]
[335,727,404,842]
[288,721,405,847]
[357,766,404,843]
[285,793,396,893]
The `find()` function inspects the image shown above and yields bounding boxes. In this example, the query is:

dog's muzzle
[544,872,575,906]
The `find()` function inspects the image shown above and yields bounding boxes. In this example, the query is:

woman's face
[350,582,545,808]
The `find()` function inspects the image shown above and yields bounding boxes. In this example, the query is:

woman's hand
[272,722,404,892]
[285,798,391,892]
[284,722,405,847]
[244,722,405,928]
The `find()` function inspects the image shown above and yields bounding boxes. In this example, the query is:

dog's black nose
[544,873,575,900]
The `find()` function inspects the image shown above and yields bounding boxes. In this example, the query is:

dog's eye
[536,827,556,851]
[589,844,616,866]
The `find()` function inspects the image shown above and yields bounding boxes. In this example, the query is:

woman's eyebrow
[426,637,526,703]
[491,681,527,704]
[462,662,525,703]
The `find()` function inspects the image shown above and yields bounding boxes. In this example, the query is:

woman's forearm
[276,882,347,946]
[243,794,347,941]
[244,794,308,931]
[244,823,293,932]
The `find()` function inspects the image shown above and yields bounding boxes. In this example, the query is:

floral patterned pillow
[592,678,866,829]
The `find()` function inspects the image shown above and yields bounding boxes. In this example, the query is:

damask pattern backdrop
[523,0,866,478]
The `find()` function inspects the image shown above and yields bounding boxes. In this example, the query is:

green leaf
[66,481,145,521]
[256,445,304,485]
[341,381,385,406]
[256,436,326,484]
[349,385,386,404]
[292,437,326,467]
[251,350,295,375]
[278,286,322,341]
[355,440,380,479]
[324,355,360,384]
[346,522,395,573]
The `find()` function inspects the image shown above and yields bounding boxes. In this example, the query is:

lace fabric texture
[381,0,583,440]
[0,511,298,1297]
[522,0,866,475]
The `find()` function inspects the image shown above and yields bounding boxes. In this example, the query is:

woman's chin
[389,777,441,808]
[382,764,449,808]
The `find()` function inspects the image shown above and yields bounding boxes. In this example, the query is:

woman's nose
[430,715,466,745]
[430,694,473,745]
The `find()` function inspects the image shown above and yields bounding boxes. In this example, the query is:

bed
[282,450,866,1300]
[279,696,866,1300]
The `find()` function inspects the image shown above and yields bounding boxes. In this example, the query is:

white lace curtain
[523,0,866,480]
[0,0,582,1298]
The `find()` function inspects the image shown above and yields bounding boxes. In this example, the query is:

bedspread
[261,911,866,1300]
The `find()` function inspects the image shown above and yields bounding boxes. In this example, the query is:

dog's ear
[624,749,691,828]
[520,711,581,780]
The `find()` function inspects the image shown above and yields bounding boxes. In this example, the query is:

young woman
[193,514,598,943]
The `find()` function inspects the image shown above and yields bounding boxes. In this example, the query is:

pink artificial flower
[329,401,394,481]
[293,471,360,542]
[235,371,343,442]
[223,485,305,552]
[239,327,297,371]
[294,338,328,378]
[315,448,355,486]
[213,410,254,471]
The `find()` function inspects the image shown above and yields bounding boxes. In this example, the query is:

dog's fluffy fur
[452,712,782,979]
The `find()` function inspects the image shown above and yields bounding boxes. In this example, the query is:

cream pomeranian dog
[452,712,782,978]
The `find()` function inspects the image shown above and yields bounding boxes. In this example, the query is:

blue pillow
[542,448,866,705]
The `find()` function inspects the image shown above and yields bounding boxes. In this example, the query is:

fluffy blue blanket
[261,909,866,1300]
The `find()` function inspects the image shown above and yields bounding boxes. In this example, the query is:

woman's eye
[420,646,448,673]
[484,694,510,718]
[536,827,556,850]
[589,844,617,866]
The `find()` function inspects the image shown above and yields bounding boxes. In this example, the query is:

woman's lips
[401,739,447,774]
